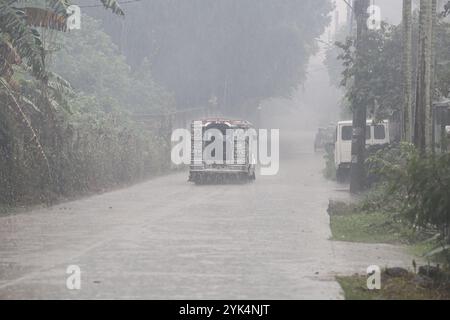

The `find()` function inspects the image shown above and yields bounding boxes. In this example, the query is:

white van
[335,120,390,182]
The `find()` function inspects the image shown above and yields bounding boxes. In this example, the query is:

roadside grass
[0,204,32,216]
[329,211,419,244]
[328,201,448,263]
[409,238,439,258]
[329,200,450,300]
[328,200,429,245]
[0,204,15,216]
[337,273,450,300]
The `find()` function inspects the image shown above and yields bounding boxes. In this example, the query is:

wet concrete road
[0,130,412,299]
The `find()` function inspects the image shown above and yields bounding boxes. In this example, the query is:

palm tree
[414,0,433,152]
[427,0,437,150]
[402,0,413,142]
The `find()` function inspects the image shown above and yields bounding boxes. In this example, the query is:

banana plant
[0,0,124,181]
[0,0,124,82]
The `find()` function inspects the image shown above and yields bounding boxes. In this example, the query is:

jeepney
[189,118,256,184]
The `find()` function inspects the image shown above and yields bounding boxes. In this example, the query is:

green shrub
[366,143,450,249]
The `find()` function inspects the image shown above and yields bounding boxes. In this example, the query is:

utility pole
[335,8,340,35]
[414,0,433,153]
[402,0,413,142]
[349,0,370,194]
[346,0,355,35]
[428,0,437,150]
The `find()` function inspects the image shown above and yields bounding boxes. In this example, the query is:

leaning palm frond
[100,0,125,16]
[1,0,124,82]
[0,1,47,80]
[0,37,22,86]
[425,245,450,258]
[46,71,75,112]
[0,76,51,177]
[24,7,68,31]
[0,37,22,65]
[48,71,74,96]
[13,0,71,30]
[21,96,42,113]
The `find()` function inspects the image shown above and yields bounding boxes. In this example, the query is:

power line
[79,0,143,9]
[342,0,353,11]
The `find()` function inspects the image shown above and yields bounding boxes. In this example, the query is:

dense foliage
[0,12,175,206]
[336,23,403,120]
[0,0,123,83]
[327,14,450,119]
[93,0,333,114]
[51,16,175,114]
[366,144,450,247]
[325,4,450,258]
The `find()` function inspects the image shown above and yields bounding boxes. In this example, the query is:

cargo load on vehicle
[189,118,257,184]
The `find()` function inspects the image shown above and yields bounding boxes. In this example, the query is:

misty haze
[0,0,450,303]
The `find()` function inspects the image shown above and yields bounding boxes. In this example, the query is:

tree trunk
[428,0,437,150]
[414,0,433,153]
[402,0,413,142]
[347,0,355,34]
[350,0,370,194]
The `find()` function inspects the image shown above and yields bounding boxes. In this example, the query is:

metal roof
[193,118,254,128]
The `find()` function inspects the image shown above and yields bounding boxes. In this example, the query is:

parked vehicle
[335,120,390,182]
[189,118,256,184]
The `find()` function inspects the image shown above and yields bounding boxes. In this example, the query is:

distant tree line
[92,0,333,114]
